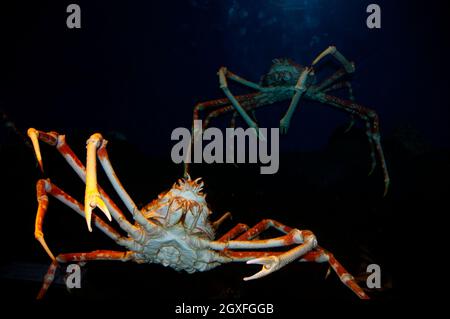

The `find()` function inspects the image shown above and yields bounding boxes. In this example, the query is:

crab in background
[188,46,389,195]
[28,128,369,299]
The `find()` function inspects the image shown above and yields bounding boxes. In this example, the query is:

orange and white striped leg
[37,250,134,299]
[34,178,140,261]
[207,219,317,281]
[299,247,369,299]
[218,223,249,242]
[27,128,141,237]
[89,133,157,233]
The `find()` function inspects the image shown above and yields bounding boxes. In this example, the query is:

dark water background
[0,0,448,309]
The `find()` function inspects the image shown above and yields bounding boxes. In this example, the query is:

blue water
[3,0,449,155]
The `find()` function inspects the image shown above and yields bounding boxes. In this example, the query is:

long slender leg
[85,134,111,230]
[299,247,369,299]
[37,250,134,299]
[205,224,318,281]
[312,46,356,74]
[316,69,349,92]
[212,211,233,231]
[203,99,269,130]
[279,67,313,134]
[323,81,356,132]
[218,67,265,140]
[184,93,259,176]
[184,99,230,177]
[86,133,158,233]
[312,46,357,133]
[223,69,263,91]
[220,219,368,299]
[27,129,141,236]
[218,223,249,242]
[34,179,140,261]
[236,218,293,240]
[310,93,390,195]
[223,249,368,299]
[215,72,262,126]
[209,229,308,250]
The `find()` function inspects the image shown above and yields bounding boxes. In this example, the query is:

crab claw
[85,134,112,232]
[84,190,111,232]
[243,256,282,281]
[27,128,44,172]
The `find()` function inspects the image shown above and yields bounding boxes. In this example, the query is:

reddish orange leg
[184,93,260,176]
[212,212,233,231]
[311,93,389,195]
[92,134,157,233]
[217,219,369,299]
[218,223,249,242]
[37,250,134,299]
[34,179,140,261]
[316,69,351,92]
[299,248,369,299]
[220,220,287,258]
[208,221,317,281]
[236,219,293,240]
[323,81,356,133]
[27,128,141,237]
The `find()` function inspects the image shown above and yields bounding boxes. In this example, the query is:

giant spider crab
[187,46,389,195]
[28,128,368,299]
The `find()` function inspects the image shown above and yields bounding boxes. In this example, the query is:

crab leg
[316,69,349,92]
[323,81,356,132]
[223,249,368,299]
[212,211,233,231]
[34,179,140,261]
[37,250,134,299]
[27,129,141,236]
[193,93,260,124]
[299,247,369,299]
[218,67,265,140]
[279,67,312,134]
[220,219,368,299]
[184,94,259,176]
[309,93,390,195]
[85,134,111,231]
[87,133,158,233]
[223,69,263,91]
[27,129,57,172]
[312,46,355,74]
[218,223,249,242]
[206,226,318,281]
[236,218,292,239]
[311,46,359,134]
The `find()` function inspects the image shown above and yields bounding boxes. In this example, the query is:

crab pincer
[244,256,282,281]
[85,133,111,231]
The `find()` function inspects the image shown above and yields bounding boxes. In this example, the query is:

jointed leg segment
[311,93,390,194]
[214,218,368,299]
[27,129,141,237]
[37,250,134,299]
[34,179,140,260]
[218,67,265,140]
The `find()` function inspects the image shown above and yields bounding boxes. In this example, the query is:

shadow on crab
[28,128,369,299]
[188,46,389,195]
